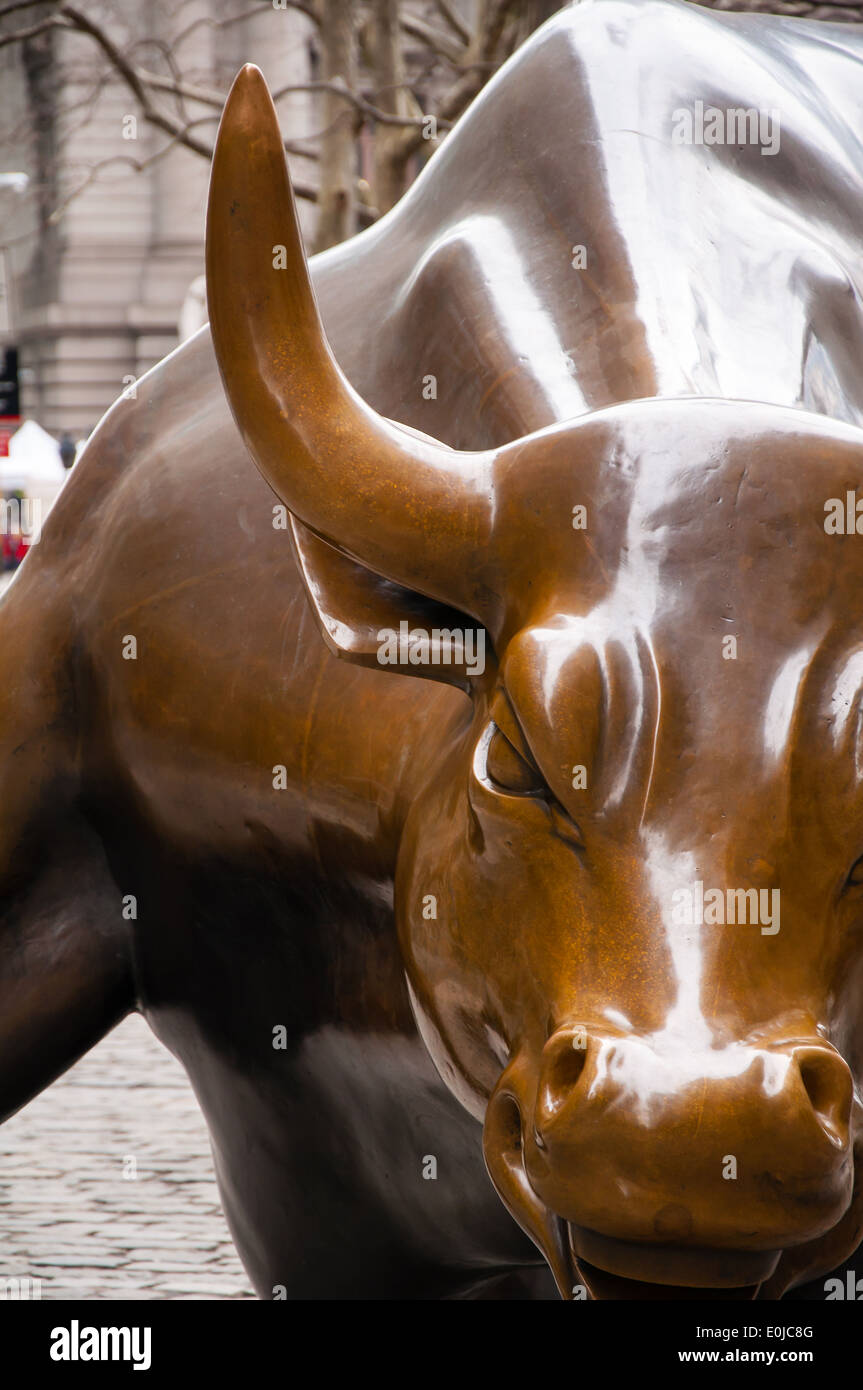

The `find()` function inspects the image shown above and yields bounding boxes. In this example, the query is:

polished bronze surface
[3,0,863,1299]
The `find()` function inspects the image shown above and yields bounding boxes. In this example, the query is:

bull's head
[207,67,863,1298]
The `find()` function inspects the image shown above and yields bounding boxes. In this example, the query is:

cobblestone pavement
[0,1014,256,1300]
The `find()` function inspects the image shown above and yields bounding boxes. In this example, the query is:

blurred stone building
[0,1,316,438]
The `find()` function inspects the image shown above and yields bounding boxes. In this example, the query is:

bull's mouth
[482,1079,794,1301]
[568,1226,778,1300]
[574,1258,761,1301]
[483,1066,863,1301]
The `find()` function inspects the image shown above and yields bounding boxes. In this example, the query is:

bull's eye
[483,723,546,796]
[846,856,863,888]
[475,719,586,851]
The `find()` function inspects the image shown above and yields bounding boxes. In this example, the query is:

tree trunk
[370,0,409,215]
[313,0,358,252]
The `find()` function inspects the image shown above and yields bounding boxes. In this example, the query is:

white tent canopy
[0,419,68,514]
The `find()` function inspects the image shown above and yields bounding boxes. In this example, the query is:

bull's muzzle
[483,1024,854,1297]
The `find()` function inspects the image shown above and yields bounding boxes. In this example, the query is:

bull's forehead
[499,400,863,612]
[500,400,863,849]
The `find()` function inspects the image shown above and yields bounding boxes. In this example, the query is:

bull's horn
[206,65,494,618]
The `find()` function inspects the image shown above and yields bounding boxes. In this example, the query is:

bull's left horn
[206,64,494,619]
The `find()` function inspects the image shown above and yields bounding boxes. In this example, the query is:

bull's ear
[290,518,492,693]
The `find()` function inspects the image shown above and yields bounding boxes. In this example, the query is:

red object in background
[0,412,26,568]
[1,529,28,566]
[0,414,20,457]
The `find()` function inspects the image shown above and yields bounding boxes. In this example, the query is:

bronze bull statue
[2,0,863,1300]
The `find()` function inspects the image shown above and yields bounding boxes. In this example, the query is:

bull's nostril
[483,1078,574,1300]
[539,1031,590,1122]
[496,1093,523,1154]
[796,1049,852,1148]
[566,1038,589,1086]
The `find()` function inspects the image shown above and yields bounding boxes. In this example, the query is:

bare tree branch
[257,76,454,130]
[48,142,194,224]
[437,0,523,121]
[58,5,215,155]
[0,13,69,49]
[385,0,522,168]
[127,35,192,126]
[138,69,319,158]
[266,0,319,24]
[0,0,555,252]
[167,0,317,56]
[400,14,464,64]
[0,0,56,19]
[137,64,451,139]
[432,0,471,46]
[49,129,318,220]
